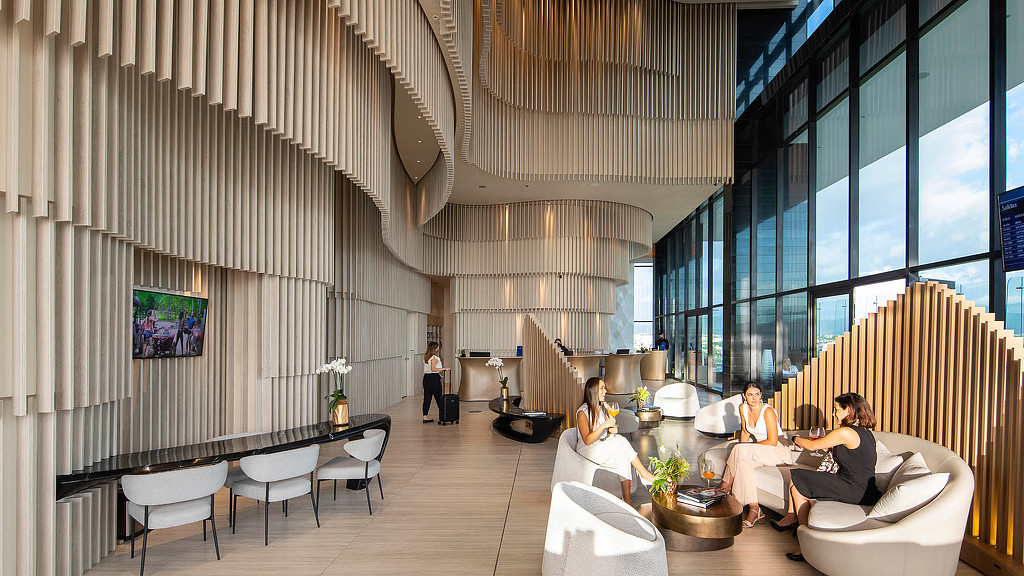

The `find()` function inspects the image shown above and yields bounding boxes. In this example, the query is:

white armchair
[551,429,640,495]
[315,429,387,514]
[653,382,700,418]
[121,461,228,576]
[232,444,321,545]
[694,394,744,436]
[543,481,668,576]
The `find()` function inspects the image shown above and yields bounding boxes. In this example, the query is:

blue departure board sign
[1000,188,1024,272]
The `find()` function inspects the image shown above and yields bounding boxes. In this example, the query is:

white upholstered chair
[653,382,700,418]
[208,431,260,527]
[232,444,321,545]
[315,429,387,514]
[694,394,744,436]
[543,481,668,576]
[121,461,228,576]
[551,429,640,495]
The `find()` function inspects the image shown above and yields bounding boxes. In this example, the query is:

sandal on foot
[742,510,765,528]
[422,418,434,423]
[786,553,805,562]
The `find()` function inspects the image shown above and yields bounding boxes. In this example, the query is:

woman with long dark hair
[772,392,882,562]
[421,342,450,423]
[717,382,792,527]
[575,377,655,506]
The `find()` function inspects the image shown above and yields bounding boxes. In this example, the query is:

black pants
[422,373,443,416]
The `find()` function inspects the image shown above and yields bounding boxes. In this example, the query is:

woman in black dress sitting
[771,392,881,562]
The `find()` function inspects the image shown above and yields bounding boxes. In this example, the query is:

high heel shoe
[785,553,805,562]
[770,518,799,534]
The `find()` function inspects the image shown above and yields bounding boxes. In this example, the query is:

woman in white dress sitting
[717,382,792,527]
[575,377,656,506]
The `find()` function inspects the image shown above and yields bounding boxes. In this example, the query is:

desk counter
[457,356,522,401]
[603,353,643,394]
[566,354,605,382]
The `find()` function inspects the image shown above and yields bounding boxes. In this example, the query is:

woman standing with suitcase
[422,342,450,423]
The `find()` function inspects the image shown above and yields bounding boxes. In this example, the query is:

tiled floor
[84,383,983,575]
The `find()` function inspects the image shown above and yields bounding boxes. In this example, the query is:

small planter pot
[331,400,350,426]
[500,386,510,401]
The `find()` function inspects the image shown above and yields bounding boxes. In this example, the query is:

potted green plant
[486,356,509,400]
[459,348,467,357]
[317,358,353,426]
[629,385,651,410]
[638,345,651,353]
[648,444,691,496]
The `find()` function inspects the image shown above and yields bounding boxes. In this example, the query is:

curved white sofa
[543,481,668,576]
[653,382,700,418]
[694,394,743,436]
[551,429,639,495]
[615,409,639,436]
[703,431,974,576]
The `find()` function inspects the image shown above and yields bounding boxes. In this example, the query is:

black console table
[489,396,564,444]
[56,413,391,500]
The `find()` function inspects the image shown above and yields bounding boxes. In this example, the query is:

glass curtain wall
[655,191,727,392]
[656,0,1014,395]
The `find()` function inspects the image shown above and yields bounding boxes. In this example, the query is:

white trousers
[576,434,638,482]
[722,442,793,505]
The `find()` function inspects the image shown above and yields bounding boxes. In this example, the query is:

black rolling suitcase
[439,373,460,425]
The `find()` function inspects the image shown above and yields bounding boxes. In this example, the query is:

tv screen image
[133,289,209,359]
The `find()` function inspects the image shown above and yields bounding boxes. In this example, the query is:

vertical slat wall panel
[423,199,652,362]
[769,282,1024,574]
[0,2,451,575]
[521,313,586,432]
[330,178,430,417]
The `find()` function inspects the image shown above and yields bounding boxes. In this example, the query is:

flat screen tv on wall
[132,288,209,359]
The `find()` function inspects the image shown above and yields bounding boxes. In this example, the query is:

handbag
[817,448,840,474]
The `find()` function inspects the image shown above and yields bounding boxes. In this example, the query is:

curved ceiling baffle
[422,200,653,356]
[470,0,736,184]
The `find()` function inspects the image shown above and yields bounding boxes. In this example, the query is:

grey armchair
[121,461,228,576]
[232,444,321,545]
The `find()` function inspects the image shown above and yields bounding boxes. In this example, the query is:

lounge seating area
[3,0,1011,575]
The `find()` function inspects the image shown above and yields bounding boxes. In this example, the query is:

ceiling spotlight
[417,160,421,163]
[479,185,487,189]
[418,140,422,143]
[418,115,422,119]
[432,14,439,20]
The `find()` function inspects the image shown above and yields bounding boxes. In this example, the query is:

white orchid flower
[659,444,666,455]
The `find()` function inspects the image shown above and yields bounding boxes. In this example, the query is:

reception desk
[640,350,668,380]
[457,356,522,401]
[567,354,604,382]
[603,353,643,394]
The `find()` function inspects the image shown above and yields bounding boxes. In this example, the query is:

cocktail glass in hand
[809,426,826,456]
[607,402,620,435]
[700,460,715,489]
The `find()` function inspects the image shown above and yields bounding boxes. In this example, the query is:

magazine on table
[676,487,727,508]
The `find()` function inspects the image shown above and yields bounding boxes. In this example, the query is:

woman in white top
[717,382,792,527]
[575,377,656,506]
[422,342,450,423]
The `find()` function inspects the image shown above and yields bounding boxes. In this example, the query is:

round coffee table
[636,407,663,428]
[638,485,743,551]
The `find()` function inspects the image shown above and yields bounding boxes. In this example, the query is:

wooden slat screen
[521,313,585,431]
[769,281,1024,575]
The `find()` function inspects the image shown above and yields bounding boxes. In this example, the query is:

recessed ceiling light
[418,115,422,119]
[432,14,439,20]
[479,185,487,189]
[417,160,421,163]
[417,140,422,143]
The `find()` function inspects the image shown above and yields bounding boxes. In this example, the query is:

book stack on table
[676,487,726,509]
